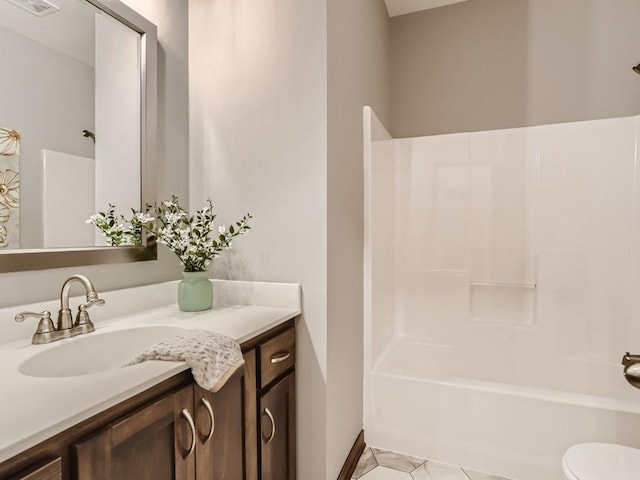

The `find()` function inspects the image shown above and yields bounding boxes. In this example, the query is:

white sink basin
[19,326,187,378]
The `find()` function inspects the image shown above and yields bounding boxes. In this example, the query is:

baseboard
[337,430,366,480]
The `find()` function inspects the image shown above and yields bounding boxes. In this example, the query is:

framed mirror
[0,0,157,272]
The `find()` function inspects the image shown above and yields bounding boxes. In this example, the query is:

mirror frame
[0,0,157,273]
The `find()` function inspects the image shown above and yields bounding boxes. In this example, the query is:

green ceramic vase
[178,271,213,312]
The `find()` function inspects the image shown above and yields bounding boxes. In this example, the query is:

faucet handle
[79,291,105,311]
[79,297,105,310]
[14,310,55,334]
[74,295,103,333]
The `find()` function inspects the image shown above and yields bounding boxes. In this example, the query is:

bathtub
[365,336,640,480]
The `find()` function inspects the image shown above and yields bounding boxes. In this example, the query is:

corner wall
[188,1,328,478]
[189,0,391,477]
[327,0,391,476]
[390,0,640,137]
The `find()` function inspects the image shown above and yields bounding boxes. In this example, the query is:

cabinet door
[10,457,61,480]
[194,368,245,480]
[73,385,195,480]
[260,372,295,480]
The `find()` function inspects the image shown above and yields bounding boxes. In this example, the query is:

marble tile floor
[352,447,512,480]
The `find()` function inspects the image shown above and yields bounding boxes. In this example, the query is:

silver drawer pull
[181,408,196,457]
[270,351,291,364]
[201,397,215,443]
[262,407,276,445]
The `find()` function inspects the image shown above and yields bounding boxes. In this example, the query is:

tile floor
[352,447,511,480]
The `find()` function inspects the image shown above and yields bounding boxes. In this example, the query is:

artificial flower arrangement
[87,196,252,272]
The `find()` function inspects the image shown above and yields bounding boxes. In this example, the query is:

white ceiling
[0,0,96,66]
[384,0,469,17]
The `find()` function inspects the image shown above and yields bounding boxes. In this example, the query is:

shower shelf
[470,281,537,289]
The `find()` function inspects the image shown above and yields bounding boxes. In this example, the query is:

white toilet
[562,443,640,479]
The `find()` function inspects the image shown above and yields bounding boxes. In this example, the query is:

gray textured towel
[123,329,244,392]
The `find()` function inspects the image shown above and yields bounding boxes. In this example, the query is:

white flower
[165,212,183,224]
[134,212,154,223]
[88,197,251,272]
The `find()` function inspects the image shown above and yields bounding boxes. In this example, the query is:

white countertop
[0,280,301,463]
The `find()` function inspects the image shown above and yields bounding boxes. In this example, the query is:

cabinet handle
[201,397,215,443]
[181,408,196,457]
[270,351,291,364]
[262,407,276,445]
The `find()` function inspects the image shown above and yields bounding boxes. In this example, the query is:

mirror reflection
[0,0,142,250]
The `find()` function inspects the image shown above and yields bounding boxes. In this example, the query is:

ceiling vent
[6,0,60,17]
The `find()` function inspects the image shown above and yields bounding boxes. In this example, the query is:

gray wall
[0,0,189,309]
[0,25,94,248]
[327,0,390,476]
[390,0,640,137]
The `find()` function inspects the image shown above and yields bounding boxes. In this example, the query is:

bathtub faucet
[622,352,640,389]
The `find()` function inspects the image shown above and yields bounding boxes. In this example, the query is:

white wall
[0,25,94,248]
[363,107,395,369]
[188,1,328,478]
[0,0,189,309]
[363,107,396,453]
[42,150,95,247]
[368,114,640,369]
[94,11,141,239]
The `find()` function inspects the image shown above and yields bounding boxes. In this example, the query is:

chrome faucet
[57,274,105,333]
[15,274,105,344]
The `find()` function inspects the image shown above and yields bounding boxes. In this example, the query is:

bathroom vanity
[0,280,299,480]
[0,0,299,476]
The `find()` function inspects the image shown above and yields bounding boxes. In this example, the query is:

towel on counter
[123,329,244,392]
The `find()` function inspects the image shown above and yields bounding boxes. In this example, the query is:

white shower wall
[368,112,640,368]
[363,108,640,479]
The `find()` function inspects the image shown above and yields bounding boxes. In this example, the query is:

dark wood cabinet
[254,326,296,480]
[194,373,245,480]
[0,319,296,480]
[73,371,246,480]
[259,372,296,480]
[73,384,195,480]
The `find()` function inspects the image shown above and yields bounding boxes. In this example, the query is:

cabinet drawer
[259,327,295,388]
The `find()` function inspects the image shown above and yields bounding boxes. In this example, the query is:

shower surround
[363,108,640,480]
